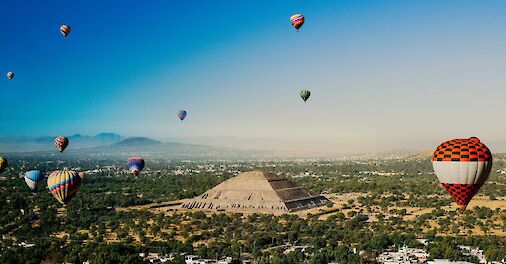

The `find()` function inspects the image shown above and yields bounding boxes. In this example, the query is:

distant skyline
[3,1,506,153]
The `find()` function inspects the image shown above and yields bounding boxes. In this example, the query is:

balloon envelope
[177,110,187,121]
[25,170,45,191]
[128,157,145,175]
[0,157,8,174]
[300,90,311,102]
[54,136,69,153]
[6,72,14,80]
[47,170,81,204]
[60,25,71,37]
[432,137,492,210]
[290,14,305,31]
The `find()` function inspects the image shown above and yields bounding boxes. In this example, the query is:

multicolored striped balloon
[128,157,145,175]
[47,170,82,205]
[290,14,305,32]
[0,157,8,174]
[432,137,492,210]
[25,170,45,191]
[60,25,71,37]
[54,136,69,153]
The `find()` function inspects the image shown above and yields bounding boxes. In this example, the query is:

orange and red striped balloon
[60,25,71,37]
[290,14,305,32]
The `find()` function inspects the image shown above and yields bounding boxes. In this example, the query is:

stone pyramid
[181,170,329,213]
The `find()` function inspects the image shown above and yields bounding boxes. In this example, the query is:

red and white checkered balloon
[432,137,492,210]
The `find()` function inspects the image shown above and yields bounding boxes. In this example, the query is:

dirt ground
[119,194,506,217]
[118,193,506,234]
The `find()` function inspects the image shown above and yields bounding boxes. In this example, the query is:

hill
[404,150,434,161]
[110,137,161,147]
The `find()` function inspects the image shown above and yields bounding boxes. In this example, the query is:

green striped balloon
[300,90,311,102]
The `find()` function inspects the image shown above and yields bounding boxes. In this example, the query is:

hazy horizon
[6,132,506,154]
[3,1,506,153]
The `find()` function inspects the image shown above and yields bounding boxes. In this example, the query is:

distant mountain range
[92,136,256,159]
[0,133,123,152]
[0,134,265,159]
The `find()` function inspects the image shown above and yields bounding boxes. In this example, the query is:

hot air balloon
[47,170,81,205]
[24,170,45,191]
[60,25,71,37]
[300,90,311,102]
[177,110,187,121]
[0,157,8,174]
[432,137,492,210]
[128,157,145,175]
[6,72,14,80]
[290,14,305,32]
[78,172,86,179]
[54,136,69,153]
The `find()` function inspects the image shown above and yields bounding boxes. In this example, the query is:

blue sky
[2,1,506,152]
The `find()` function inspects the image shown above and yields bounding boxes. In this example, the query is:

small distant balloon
[290,14,305,32]
[177,110,187,121]
[6,72,14,80]
[54,136,69,153]
[25,170,45,191]
[60,25,71,37]
[78,172,86,179]
[128,157,145,176]
[300,90,311,102]
[0,157,8,174]
[47,170,82,205]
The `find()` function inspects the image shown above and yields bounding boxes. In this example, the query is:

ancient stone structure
[181,170,329,213]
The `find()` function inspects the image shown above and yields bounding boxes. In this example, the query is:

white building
[458,245,487,264]
[377,245,428,263]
